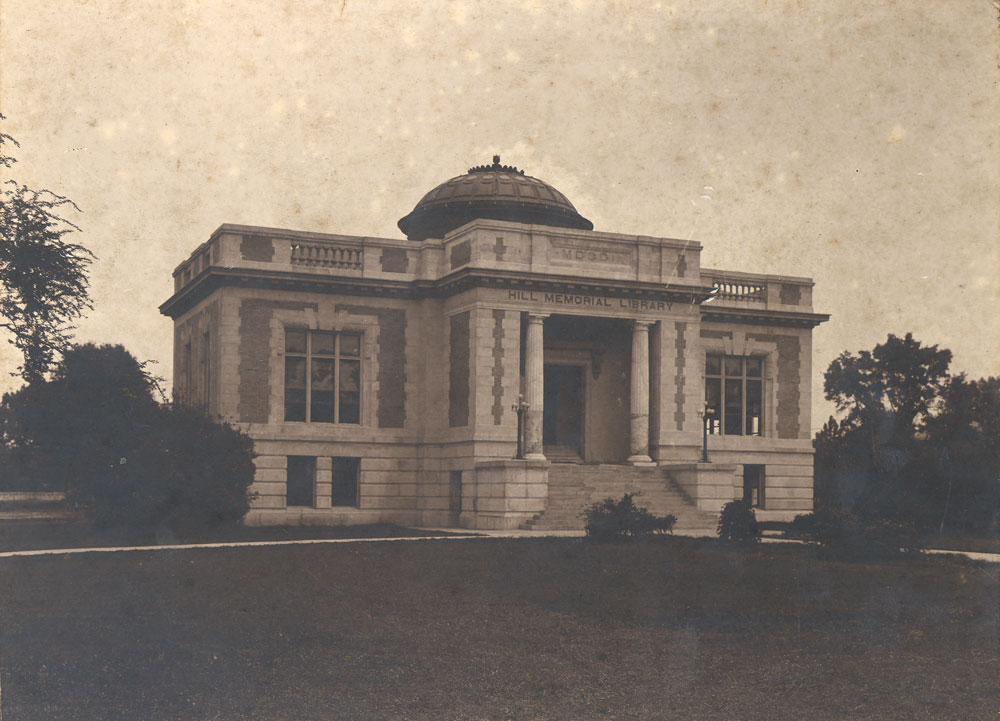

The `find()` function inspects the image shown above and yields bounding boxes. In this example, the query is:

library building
[160,156,828,530]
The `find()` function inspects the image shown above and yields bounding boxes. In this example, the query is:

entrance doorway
[743,464,766,508]
[543,364,585,461]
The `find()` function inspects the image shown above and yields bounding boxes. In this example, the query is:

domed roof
[397,156,593,241]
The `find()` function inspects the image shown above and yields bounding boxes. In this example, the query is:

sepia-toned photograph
[0,2,997,719]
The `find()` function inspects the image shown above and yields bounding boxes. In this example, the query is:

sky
[1,0,997,432]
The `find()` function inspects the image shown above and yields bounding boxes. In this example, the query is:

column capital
[632,319,655,331]
[526,312,550,324]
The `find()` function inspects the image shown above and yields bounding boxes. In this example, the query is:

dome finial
[468,156,525,174]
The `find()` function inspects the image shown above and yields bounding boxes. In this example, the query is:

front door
[543,364,584,460]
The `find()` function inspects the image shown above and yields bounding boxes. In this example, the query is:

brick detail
[380,248,408,273]
[491,310,505,425]
[749,333,801,439]
[450,240,471,269]
[779,283,802,305]
[238,299,317,423]
[700,329,732,340]
[240,235,274,262]
[336,305,407,428]
[674,321,687,430]
[449,311,470,427]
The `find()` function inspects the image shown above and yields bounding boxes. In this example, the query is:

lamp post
[512,395,529,459]
[699,405,715,463]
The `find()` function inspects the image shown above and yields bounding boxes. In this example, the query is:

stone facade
[163,214,828,529]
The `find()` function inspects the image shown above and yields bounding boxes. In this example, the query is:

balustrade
[709,279,767,303]
[290,242,363,271]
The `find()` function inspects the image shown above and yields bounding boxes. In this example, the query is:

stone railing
[289,242,363,270]
[709,279,767,304]
[701,269,814,310]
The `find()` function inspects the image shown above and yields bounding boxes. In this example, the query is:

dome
[397,156,593,241]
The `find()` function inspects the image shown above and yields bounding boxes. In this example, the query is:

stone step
[521,463,718,532]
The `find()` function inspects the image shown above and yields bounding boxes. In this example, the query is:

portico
[519,312,658,466]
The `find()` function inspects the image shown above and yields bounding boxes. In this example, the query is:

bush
[787,511,923,558]
[716,500,760,542]
[82,405,257,535]
[582,493,676,541]
[1,343,257,538]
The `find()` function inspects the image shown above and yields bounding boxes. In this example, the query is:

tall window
[284,329,361,423]
[705,355,763,436]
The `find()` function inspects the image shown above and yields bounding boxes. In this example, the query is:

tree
[0,115,95,384]
[0,344,256,536]
[815,334,999,536]
[0,343,160,491]
[817,334,952,520]
[824,332,952,435]
[913,376,1000,533]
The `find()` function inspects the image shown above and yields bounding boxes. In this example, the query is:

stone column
[628,320,654,465]
[524,313,548,460]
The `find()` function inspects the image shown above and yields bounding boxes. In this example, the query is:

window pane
[285,329,307,354]
[339,359,361,424]
[311,358,335,423]
[312,332,335,356]
[725,357,744,377]
[705,355,722,376]
[746,357,762,378]
[746,380,763,436]
[284,357,307,421]
[724,378,743,435]
[339,334,361,357]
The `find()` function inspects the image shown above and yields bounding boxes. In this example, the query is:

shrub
[85,404,257,535]
[787,511,923,558]
[1,344,257,538]
[582,493,676,541]
[716,499,761,542]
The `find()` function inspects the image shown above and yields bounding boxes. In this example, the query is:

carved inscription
[506,290,672,312]
[548,239,632,267]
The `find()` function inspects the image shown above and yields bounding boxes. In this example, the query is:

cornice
[700,306,830,328]
[161,266,827,323]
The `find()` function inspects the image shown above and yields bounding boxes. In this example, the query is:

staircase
[521,464,719,533]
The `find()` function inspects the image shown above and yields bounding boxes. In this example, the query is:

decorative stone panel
[674,321,687,431]
[240,235,274,262]
[450,240,471,269]
[779,283,802,306]
[491,309,506,424]
[335,305,407,428]
[449,311,470,427]
[380,248,408,273]
[238,299,318,423]
[749,333,801,439]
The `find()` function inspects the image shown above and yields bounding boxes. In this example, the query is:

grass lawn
[0,537,996,720]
